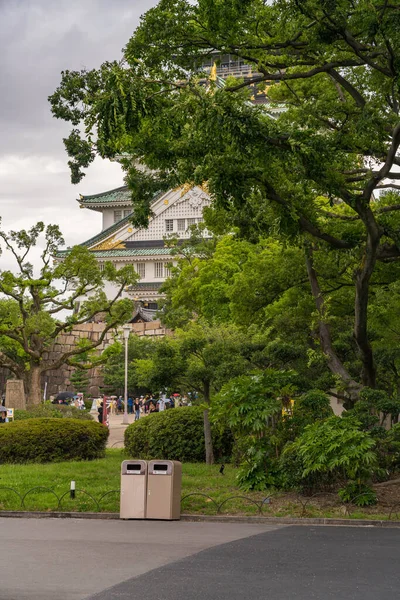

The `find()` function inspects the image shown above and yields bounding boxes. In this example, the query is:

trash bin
[146,460,182,520]
[120,460,148,519]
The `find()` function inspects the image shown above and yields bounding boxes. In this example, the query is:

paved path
[105,413,133,448]
[0,517,280,600]
[89,525,400,600]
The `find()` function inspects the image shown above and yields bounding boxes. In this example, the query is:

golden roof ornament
[91,236,124,251]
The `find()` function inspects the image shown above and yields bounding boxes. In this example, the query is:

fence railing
[0,485,399,519]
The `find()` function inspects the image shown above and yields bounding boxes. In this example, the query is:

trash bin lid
[121,460,147,475]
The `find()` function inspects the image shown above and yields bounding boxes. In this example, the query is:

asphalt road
[0,517,280,600]
[1,518,399,600]
[89,525,400,600]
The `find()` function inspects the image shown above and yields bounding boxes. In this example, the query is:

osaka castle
[67,184,210,314]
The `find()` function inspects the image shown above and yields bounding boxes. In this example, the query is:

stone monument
[5,380,26,411]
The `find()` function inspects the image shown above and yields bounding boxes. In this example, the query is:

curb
[1,511,400,528]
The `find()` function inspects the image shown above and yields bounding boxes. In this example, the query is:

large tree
[134,321,252,464]
[0,221,137,404]
[50,0,400,398]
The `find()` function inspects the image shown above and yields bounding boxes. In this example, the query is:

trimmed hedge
[14,405,93,421]
[124,406,233,462]
[0,418,108,463]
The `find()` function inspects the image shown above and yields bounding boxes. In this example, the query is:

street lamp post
[122,324,131,425]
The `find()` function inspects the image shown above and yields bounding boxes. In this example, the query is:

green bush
[125,406,233,462]
[14,404,93,421]
[281,416,378,492]
[338,481,377,507]
[0,418,108,463]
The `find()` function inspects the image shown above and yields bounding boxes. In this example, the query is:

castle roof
[78,212,134,249]
[78,186,132,211]
[56,247,172,259]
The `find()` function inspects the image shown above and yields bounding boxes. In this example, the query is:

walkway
[105,412,134,448]
[0,518,280,600]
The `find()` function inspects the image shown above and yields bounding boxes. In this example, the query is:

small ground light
[70,481,76,499]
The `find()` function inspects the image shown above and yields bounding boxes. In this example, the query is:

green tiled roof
[76,189,165,249]
[79,186,132,205]
[93,248,172,257]
[129,282,163,290]
[57,247,173,258]
[79,213,133,248]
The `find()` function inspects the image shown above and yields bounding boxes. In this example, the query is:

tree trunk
[305,245,361,402]
[203,381,215,465]
[24,366,42,406]
[353,225,380,388]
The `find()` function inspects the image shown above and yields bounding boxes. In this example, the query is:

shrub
[125,406,232,462]
[281,416,378,492]
[14,404,93,421]
[0,418,108,463]
[338,481,377,507]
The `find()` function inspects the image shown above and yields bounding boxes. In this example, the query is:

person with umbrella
[53,391,75,405]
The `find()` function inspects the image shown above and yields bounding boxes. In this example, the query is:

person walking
[127,396,133,414]
[158,394,166,412]
[98,402,104,424]
[134,398,141,421]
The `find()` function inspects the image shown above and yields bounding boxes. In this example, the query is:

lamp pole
[122,325,131,425]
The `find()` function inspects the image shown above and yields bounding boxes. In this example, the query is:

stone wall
[1,321,169,399]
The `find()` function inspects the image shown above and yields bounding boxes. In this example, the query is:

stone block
[5,380,26,410]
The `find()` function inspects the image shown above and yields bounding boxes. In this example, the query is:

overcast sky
[0,0,159,270]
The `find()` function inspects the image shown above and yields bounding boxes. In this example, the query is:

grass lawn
[0,450,394,520]
[0,449,269,515]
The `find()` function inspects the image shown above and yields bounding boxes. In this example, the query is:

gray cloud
[0,0,159,269]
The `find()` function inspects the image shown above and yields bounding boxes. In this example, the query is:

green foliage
[284,417,378,491]
[212,371,289,435]
[0,220,138,404]
[346,388,400,430]
[236,443,280,492]
[338,481,377,507]
[70,369,89,395]
[50,0,400,396]
[286,389,334,440]
[102,336,157,395]
[14,404,93,421]
[212,370,295,490]
[0,418,108,463]
[124,406,233,463]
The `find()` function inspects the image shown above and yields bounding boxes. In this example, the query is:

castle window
[177,218,186,232]
[165,219,174,232]
[99,263,105,272]
[164,263,171,277]
[136,262,146,279]
[154,262,164,278]
[124,209,132,218]
[187,218,196,227]
[114,210,122,223]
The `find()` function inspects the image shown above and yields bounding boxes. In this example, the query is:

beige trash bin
[146,460,182,520]
[120,460,148,519]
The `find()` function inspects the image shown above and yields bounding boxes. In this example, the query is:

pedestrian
[158,394,166,412]
[134,398,141,421]
[98,402,104,424]
[149,401,156,413]
[117,396,123,414]
[127,396,133,414]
